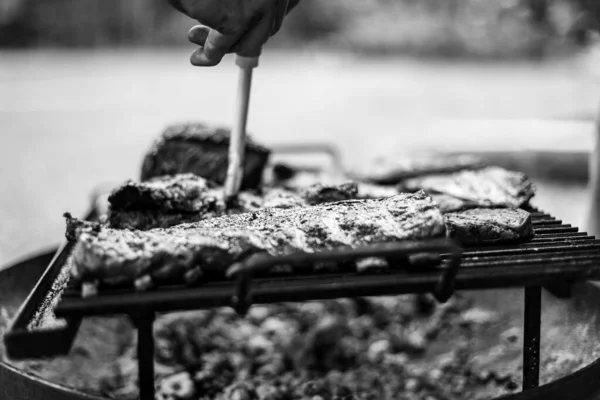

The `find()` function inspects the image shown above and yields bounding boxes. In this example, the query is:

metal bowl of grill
[3,140,600,400]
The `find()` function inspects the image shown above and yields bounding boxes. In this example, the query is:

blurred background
[1,0,599,57]
[0,0,599,265]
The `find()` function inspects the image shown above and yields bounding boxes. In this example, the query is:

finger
[271,0,289,36]
[235,12,275,58]
[191,29,240,66]
[188,25,210,46]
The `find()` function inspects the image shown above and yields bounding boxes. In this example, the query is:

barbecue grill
[3,145,600,400]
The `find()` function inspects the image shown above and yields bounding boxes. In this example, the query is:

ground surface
[0,49,598,267]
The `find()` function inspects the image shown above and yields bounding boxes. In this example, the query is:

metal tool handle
[224,55,259,200]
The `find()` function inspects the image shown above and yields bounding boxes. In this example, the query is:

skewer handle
[224,55,259,200]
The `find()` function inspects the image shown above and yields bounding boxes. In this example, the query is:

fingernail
[188,26,209,44]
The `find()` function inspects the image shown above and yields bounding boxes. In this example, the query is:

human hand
[168,0,299,66]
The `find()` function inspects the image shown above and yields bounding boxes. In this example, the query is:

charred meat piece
[357,154,484,185]
[302,181,359,205]
[107,174,363,230]
[140,123,271,189]
[107,174,266,230]
[444,208,534,245]
[400,167,536,209]
[66,192,446,288]
[271,169,399,200]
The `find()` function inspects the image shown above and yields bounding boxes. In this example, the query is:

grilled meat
[66,191,447,288]
[107,174,365,230]
[444,208,534,245]
[431,194,478,213]
[357,154,484,185]
[107,174,264,230]
[400,167,536,209]
[302,181,359,205]
[140,123,271,189]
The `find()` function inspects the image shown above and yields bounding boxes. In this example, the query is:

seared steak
[357,154,484,185]
[400,167,536,209]
[107,174,264,230]
[140,123,271,189]
[66,192,446,289]
[444,208,534,245]
[107,174,364,230]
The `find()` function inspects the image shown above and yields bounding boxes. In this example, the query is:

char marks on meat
[302,181,359,205]
[400,167,536,209]
[140,122,271,189]
[107,174,265,230]
[66,191,446,288]
[107,174,365,230]
[444,208,534,245]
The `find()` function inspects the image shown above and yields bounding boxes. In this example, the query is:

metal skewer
[225,55,259,201]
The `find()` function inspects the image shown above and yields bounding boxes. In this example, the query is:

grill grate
[52,210,600,318]
[6,208,600,400]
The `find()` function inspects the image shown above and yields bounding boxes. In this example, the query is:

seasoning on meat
[140,122,271,189]
[399,166,536,209]
[107,174,265,230]
[65,191,447,289]
[444,208,534,245]
[107,174,365,230]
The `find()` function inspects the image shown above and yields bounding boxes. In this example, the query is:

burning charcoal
[261,317,288,336]
[415,294,437,316]
[331,385,354,400]
[247,334,274,356]
[256,383,282,400]
[427,369,443,382]
[501,327,521,343]
[383,353,409,367]
[248,305,272,324]
[157,372,196,400]
[451,375,467,394]
[299,316,355,371]
[459,308,499,327]
[141,123,271,189]
[302,380,330,398]
[228,387,253,400]
[367,339,391,363]
[391,330,427,356]
[257,354,287,377]
[404,378,420,392]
